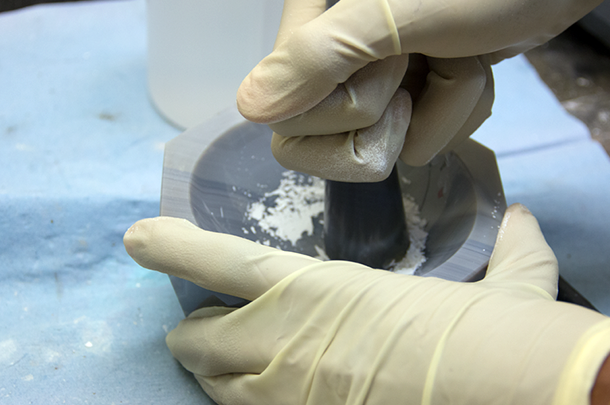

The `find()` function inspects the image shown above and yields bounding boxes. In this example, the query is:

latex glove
[125,204,610,405]
[268,53,494,182]
[236,0,601,181]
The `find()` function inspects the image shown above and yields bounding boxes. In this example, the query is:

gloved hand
[124,204,610,405]
[236,0,601,182]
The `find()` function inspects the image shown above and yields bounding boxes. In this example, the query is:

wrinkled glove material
[124,204,610,404]
[237,0,602,181]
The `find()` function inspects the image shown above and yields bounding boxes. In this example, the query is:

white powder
[246,171,325,244]
[392,196,428,275]
[245,170,427,275]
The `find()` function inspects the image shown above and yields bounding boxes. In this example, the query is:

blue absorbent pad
[1,1,609,403]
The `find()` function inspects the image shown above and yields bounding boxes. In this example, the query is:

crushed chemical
[245,170,428,275]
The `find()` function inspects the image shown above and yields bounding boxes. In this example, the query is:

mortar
[160,107,506,314]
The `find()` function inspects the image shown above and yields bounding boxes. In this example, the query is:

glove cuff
[554,319,610,405]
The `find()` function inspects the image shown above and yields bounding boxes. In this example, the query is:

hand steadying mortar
[125,205,610,405]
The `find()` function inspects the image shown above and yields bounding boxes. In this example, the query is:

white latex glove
[236,0,601,182]
[125,204,610,405]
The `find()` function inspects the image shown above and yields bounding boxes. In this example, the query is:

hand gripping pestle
[323,0,410,269]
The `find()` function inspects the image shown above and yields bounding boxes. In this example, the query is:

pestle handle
[324,166,410,269]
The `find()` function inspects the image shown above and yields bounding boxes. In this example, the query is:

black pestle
[324,165,410,269]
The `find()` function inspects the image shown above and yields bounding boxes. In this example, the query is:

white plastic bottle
[147,0,283,129]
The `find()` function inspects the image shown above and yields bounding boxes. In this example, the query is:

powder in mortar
[246,171,325,244]
[245,170,427,275]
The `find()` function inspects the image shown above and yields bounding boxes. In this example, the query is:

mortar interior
[161,114,506,314]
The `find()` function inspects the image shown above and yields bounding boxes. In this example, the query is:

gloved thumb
[123,217,320,301]
[482,203,559,299]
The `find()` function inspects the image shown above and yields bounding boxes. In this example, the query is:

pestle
[324,165,410,269]
[322,0,409,269]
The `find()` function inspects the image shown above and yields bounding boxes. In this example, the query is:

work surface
[1,1,610,403]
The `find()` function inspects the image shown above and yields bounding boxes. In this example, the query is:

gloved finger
[273,0,326,48]
[268,55,409,137]
[167,260,398,378]
[198,372,299,405]
[165,264,333,379]
[165,306,274,378]
[270,88,412,182]
[435,55,495,156]
[399,56,491,167]
[195,374,249,405]
[197,372,303,405]
[123,217,320,300]
[237,0,400,124]
[483,203,559,299]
